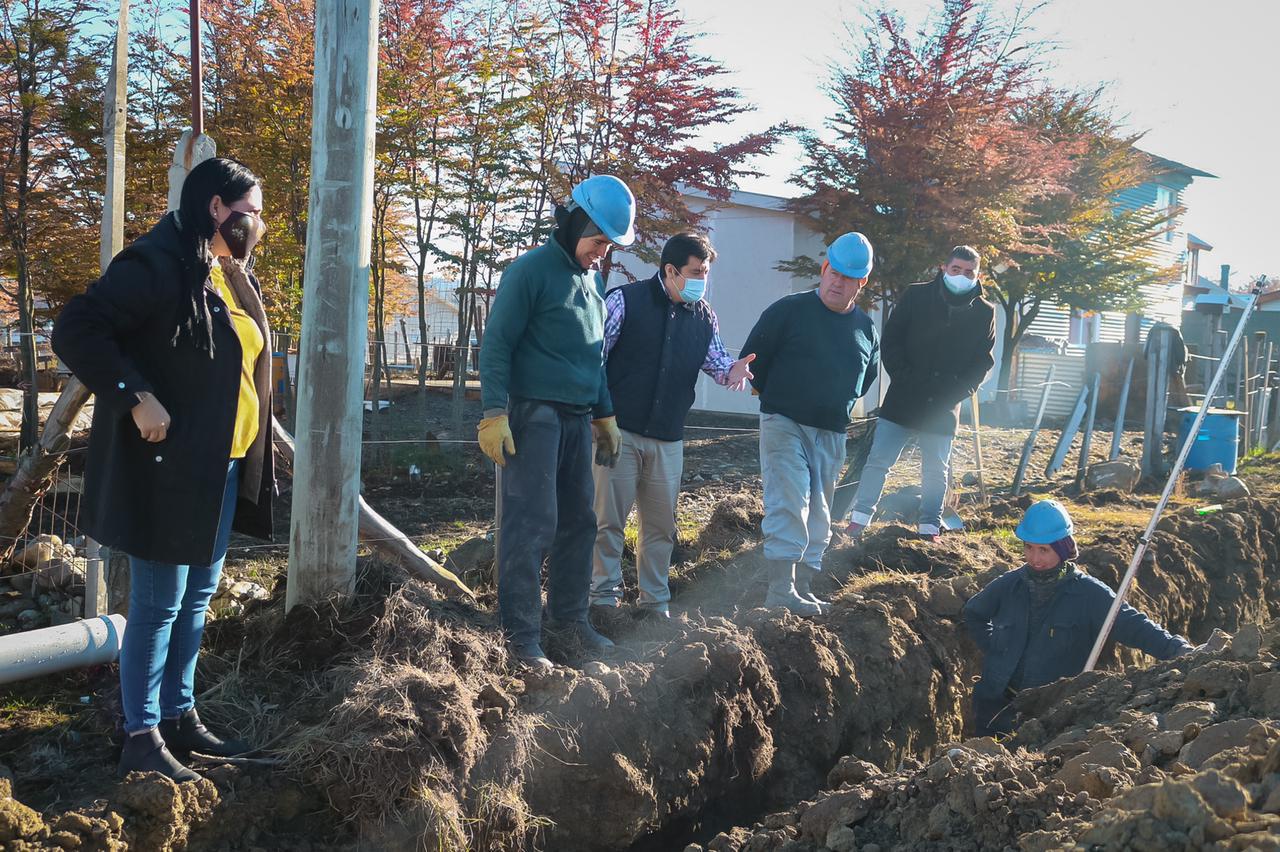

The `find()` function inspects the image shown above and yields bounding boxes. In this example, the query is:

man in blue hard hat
[478,174,635,669]
[590,232,757,619]
[843,246,996,541]
[963,499,1193,737]
[741,232,880,615]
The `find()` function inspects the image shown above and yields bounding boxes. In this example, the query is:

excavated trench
[5,492,1280,851]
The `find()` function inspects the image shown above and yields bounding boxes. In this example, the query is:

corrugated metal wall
[1013,350,1088,422]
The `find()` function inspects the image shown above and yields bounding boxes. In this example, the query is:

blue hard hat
[826,232,874,279]
[1015,499,1074,544]
[571,175,636,247]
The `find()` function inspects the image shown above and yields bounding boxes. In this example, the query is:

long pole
[286,0,380,610]
[970,392,987,503]
[1076,372,1101,485]
[100,1,127,272]
[1085,281,1266,672]
[1012,365,1055,496]
[190,0,202,138]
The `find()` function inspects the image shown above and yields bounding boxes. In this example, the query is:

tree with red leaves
[786,0,1072,302]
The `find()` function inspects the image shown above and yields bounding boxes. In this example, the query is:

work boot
[509,642,554,672]
[118,727,202,783]
[843,520,867,539]
[546,618,615,651]
[793,564,831,608]
[159,708,250,760]
[763,560,822,616]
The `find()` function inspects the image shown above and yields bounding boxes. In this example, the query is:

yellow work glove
[477,414,516,466]
[592,416,622,468]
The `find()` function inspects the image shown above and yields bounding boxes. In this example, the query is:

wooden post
[286,0,380,611]
[1045,384,1089,477]
[1143,331,1170,478]
[970,392,986,503]
[83,538,107,618]
[1110,357,1134,461]
[100,1,127,273]
[1241,335,1252,456]
[1259,343,1274,449]
[1076,372,1101,486]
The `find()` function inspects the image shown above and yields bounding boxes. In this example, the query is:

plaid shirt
[603,287,736,385]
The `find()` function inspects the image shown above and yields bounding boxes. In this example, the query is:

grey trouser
[591,429,683,611]
[759,412,846,569]
[848,417,954,535]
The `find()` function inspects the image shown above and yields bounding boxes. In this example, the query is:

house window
[1068,310,1100,345]
[1154,185,1176,243]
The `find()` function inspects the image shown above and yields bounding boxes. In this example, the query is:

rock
[16,609,41,628]
[1216,476,1251,500]
[1054,740,1140,796]
[798,789,873,842]
[1181,660,1249,699]
[827,757,881,788]
[1164,701,1219,731]
[926,580,965,617]
[1189,769,1250,820]
[1248,671,1280,717]
[1231,623,1263,661]
[0,776,45,842]
[478,684,515,712]
[581,662,611,678]
[1180,718,1265,769]
[1085,460,1141,493]
[826,825,857,852]
[10,534,60,570]
[961,471,979,486]
[8,573,32,595]
[0,597,35,619]
[33,557,86,592]
[226,580,269,602]
[444,536,496,580]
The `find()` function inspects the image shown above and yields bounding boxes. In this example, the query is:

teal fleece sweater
[479,240,612,416]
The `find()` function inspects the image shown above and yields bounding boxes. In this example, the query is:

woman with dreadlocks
[53,157,273,782]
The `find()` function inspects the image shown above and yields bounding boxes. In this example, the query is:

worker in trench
[842,246,997,541]
[51,158,274,782]
[963,499,1194,737]
[589,232,757,620]
[740,232,880,615]
[477,175,635,670]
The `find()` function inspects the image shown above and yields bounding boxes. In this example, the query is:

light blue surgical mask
[943,272,977,294]
[678,274,707,303]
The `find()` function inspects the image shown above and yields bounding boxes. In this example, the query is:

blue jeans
[759,413,846,569]
[849,418,953,535]
[120,460,240,733]
[497,401,596,649]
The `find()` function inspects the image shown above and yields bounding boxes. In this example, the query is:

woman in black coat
[52,157,274,782]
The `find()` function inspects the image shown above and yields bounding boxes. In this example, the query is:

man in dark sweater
[846,246,996,540]
[478,174,634,669]
[590,233,756,617]
[742,232,880,615]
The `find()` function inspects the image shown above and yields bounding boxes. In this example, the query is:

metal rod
[1085,280,1266,672]
[1045,384,1089,477]
[1110,358,1134,461]
[1076,373,1101,485]
[1012,365,1055,496]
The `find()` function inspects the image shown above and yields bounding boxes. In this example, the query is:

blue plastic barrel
[1176,407,1244,473]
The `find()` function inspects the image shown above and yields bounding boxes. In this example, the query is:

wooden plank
[286,0,380,611]
[1045,385,1088,477]
[99,1,127,273]
[1076,373,1102,485]
[970,392,986,503]
[1013,365,1055,496]
[1109,358,1134,461]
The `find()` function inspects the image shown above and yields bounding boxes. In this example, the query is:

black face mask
[218,209,262,260]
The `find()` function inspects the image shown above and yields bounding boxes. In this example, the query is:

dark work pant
[497,400,596,648]
[972,687,1017,738]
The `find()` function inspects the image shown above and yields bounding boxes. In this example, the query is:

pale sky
[680,0,1279,284]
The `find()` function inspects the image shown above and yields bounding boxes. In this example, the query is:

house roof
[1187,233,1214,251]
[679,184,794,212]
[1144,151,1217,180]
[1184,275,1250,310]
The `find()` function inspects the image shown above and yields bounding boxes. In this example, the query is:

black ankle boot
[159,708,251,759]
[118,728,202,782]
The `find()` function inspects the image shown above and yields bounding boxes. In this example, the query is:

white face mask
[943,272,976,294]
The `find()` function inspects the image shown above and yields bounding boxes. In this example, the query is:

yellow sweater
[210,264,265,459]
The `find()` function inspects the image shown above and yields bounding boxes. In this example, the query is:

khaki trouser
[590,429,683,611]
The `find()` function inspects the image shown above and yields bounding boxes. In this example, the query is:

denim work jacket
[962,564,1192,699]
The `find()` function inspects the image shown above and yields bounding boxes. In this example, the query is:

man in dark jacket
[590,233,756,617]
[963,499,1193,736]
[478,174,633,670]
[742,232,879,615]
[845,246,996,540]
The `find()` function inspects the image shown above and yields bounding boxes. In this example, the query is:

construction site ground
[4,384,1280,851]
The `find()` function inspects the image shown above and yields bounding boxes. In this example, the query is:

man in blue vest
[478,175,634,670]
[742,232,880,615]
[590,232,757,618]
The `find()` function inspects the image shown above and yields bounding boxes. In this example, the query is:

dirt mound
[695,491,764,554]
[696,623,1280,852]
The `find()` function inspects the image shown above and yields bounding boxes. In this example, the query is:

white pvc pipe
[0,614,126,685]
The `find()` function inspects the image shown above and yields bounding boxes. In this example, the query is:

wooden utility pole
[286,0,380,610]
[86,0,130,618]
